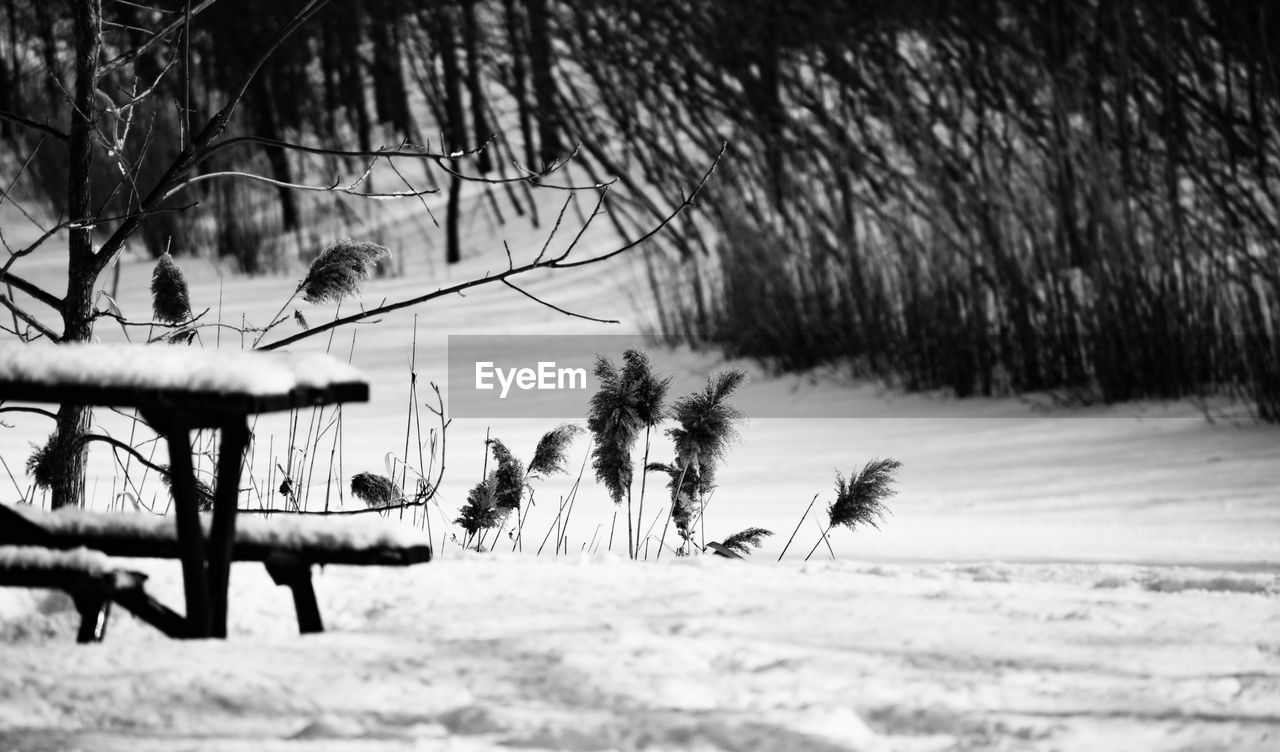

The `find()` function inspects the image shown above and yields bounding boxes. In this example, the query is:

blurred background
[3,0,1278,419]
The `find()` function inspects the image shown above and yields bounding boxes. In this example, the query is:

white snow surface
[0,553,1276,751]
[0,340,365,395]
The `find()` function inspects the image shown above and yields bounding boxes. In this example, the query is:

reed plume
[622,349,671,427]
[653,369,747,555]
[456,472,501,539]
[586,355,643,504]
[350,472,400,509]
[719,527,774,556]
[486,438,525,513]
[622,349,671,559]
[151,252,192,324]
[298,239,389,304]
[25,434,57,491]
[829,458,901,532]
[646,460,713,541]
[803,458,902,561]
[528,424,584,477]
[160,465,217,511]
[667,369,747,473]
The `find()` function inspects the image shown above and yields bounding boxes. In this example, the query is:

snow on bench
[0,545,153,643]
[0,544,116,575]
[4,504,433,565]
[1,503,432,636]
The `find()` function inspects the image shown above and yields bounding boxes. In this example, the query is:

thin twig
[501,280,620,324]
[778,493,820,561]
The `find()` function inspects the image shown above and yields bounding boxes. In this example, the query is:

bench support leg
[161,420,211,638]
[72,593,110,643]
[264,554,323,634]
[208,420,249,638]
[114,589,188,639]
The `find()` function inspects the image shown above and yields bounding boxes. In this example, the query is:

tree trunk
[525,0,559,167]
[461,0,492,173]
[501,0,537,171]
[52,0,103,509]
[253,77,300,233]
[437,4,466,265]
[369,0,412,137]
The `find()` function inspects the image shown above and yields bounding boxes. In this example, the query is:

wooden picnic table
[0,341,368,638]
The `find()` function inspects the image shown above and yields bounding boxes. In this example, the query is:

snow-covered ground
[1,555,1277,751]
[1,196,1278,750]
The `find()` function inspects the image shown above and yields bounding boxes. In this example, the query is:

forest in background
[2,0,1278,419]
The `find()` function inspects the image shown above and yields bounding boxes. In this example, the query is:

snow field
[1,554,1277,751]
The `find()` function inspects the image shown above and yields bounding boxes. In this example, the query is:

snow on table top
[0,341,365,396]
[7,503,432,552]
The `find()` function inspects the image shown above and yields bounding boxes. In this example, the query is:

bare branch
[0,137,54,234]
[255,147,724,351]
[547,188,610,264]
[92,306,211,329]
[551,142,726,268]
[0,406,59,420]
[434,142,613,190]
[162,164,437,202]
[0,293,61,341]
[81,433,169,476]
[535,193,577,264]
[98,0,220,77]
[199,134,468,164]
[0,271,63,312]
[502,280,619,324]
[0,110,70,142]
[6,202,196,279]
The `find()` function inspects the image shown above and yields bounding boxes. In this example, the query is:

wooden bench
[0,341,374,638]
[0,545,157,643]
[0,502,432,638]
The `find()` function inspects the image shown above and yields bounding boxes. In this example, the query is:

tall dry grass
[559,1,1280,420]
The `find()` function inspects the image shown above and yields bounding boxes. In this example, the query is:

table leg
[208,419,249,638]
[163,421,211,638]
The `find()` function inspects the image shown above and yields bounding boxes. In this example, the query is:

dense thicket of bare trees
[4,0,1278,422]
[559,0,1280,419]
